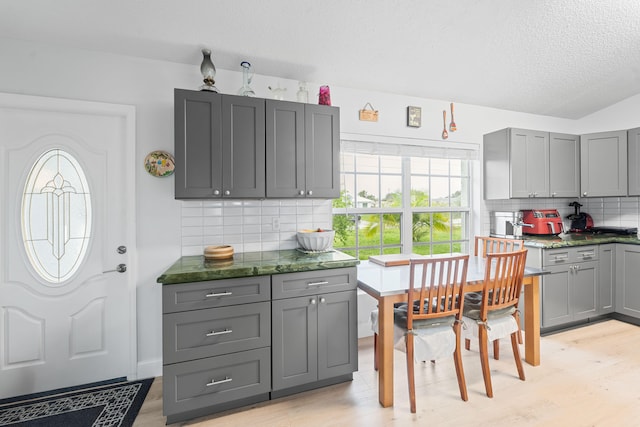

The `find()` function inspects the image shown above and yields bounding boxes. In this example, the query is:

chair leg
[478,326,493,398]
[406,334,417,413]
[465,338,471,351]
[374,333,378,371]
[515,311,523,344]
[511,332,526,381]
[453,323,468,401]
[493,339,500,360]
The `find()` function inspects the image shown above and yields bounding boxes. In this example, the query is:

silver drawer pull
[205,291,232,298]
[552,254,568,262]
[307,281,329,287]
[206,329,232,337]
[206,376,232,387]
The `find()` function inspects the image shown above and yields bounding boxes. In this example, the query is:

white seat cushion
[371,308,457,361]
[462,314,518,343]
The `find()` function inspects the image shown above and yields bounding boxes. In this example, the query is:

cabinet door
[317,291,358,380]
[572,260,598,321]
[541,265,571,328]
[628,127,640,196]
[509,128,549,198]
[272,296,318,390]
[580,130,627,197]
[598,244,615,314]
[304,104,340,198]
[549,133,580,198]
[174,89,223,198]
[222,95,265,198]
[615,244,640,318]
[265,100,305,197]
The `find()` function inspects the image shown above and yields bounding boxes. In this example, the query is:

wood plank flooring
[134,319,640,426]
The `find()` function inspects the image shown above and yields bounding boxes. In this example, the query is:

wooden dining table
[357,255,546,408]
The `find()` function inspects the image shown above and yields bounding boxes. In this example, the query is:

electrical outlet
[272,217,280,231]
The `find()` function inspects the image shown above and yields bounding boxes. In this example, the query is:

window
[332,139,476,260]
[21,149,92,283]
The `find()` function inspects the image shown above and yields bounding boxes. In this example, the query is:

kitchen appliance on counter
[520,209,564,235]
[567,201,594,232]
[588,226,638,235]
[490,211,533,238]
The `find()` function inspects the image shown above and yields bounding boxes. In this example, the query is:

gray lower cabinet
[538,246,598,329]
[615,244,640,318]
[265,100,340,198]
[598,244,615,314]
[162,276,271,424]
[271,268,358,396]
[161,267,358,422]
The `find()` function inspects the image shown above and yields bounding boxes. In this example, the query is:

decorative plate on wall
[144,150,175,177]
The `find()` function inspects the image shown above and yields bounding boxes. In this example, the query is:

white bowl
[296,229,335,251]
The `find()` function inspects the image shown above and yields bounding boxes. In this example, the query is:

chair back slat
[481,249,528,317]
[475,236,523,258]
[407,255,469,329]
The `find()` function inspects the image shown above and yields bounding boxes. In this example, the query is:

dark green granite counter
[157,249,359,284]
[523,233,640,249]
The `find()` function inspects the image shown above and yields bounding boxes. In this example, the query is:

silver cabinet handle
[307,190,313,196]
[320,297,326,304]
[551,192,557,197]
[583,192,588,196]
[213,189,220,195]
[298,190,305,196]
[206,377,232,387]
[307,281,329,287]
[310,298,317,305]
[205,291,232,298]
[224,190,231,196]
[206,329,232,337]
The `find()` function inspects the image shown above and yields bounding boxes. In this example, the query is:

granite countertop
[523,233,640,249]
[157,249,360,284]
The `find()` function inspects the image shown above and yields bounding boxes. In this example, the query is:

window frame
[333,137,477,260]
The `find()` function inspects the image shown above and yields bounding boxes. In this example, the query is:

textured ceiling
[2,0,640,118]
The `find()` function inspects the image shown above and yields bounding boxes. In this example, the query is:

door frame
[0,92,138,380]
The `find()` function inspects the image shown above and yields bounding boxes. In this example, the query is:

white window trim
[336,133,479,257]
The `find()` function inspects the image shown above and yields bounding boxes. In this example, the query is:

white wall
[2,38,639,374]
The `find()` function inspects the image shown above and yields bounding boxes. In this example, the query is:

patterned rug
[0,378,153,427]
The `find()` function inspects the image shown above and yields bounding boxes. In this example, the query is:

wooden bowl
[204,245,234,260]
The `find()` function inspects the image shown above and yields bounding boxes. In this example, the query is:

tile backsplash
[181,199,334,255]
[481,197,640,235]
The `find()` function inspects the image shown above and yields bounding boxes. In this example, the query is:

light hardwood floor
[134,319,640,427]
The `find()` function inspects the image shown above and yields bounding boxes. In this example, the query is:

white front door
[0,93,136,398]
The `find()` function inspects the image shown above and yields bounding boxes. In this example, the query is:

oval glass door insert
[21,149,92,284]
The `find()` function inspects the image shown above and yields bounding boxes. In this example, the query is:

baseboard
[134,358,162,381]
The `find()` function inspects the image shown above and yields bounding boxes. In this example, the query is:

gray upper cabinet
[266,100,340,198]
[580,130,627,197]
[483,128,549,199]
[628,127,640,196]
[549,132,580,198]
[175,89,265,199]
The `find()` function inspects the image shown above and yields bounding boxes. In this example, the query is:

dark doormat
[0,378,153,427]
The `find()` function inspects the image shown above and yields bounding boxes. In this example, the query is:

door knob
[103,264,127,274]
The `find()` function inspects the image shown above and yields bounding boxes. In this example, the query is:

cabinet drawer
[271,267,357,300]
[163,276,270,313]
[163,347,270,417]
[163,302,270,364]
[542,246,598,266]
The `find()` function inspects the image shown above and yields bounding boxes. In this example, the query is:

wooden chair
[462,249,528,398]
[397,255,470,412]
[468,236,524,359]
